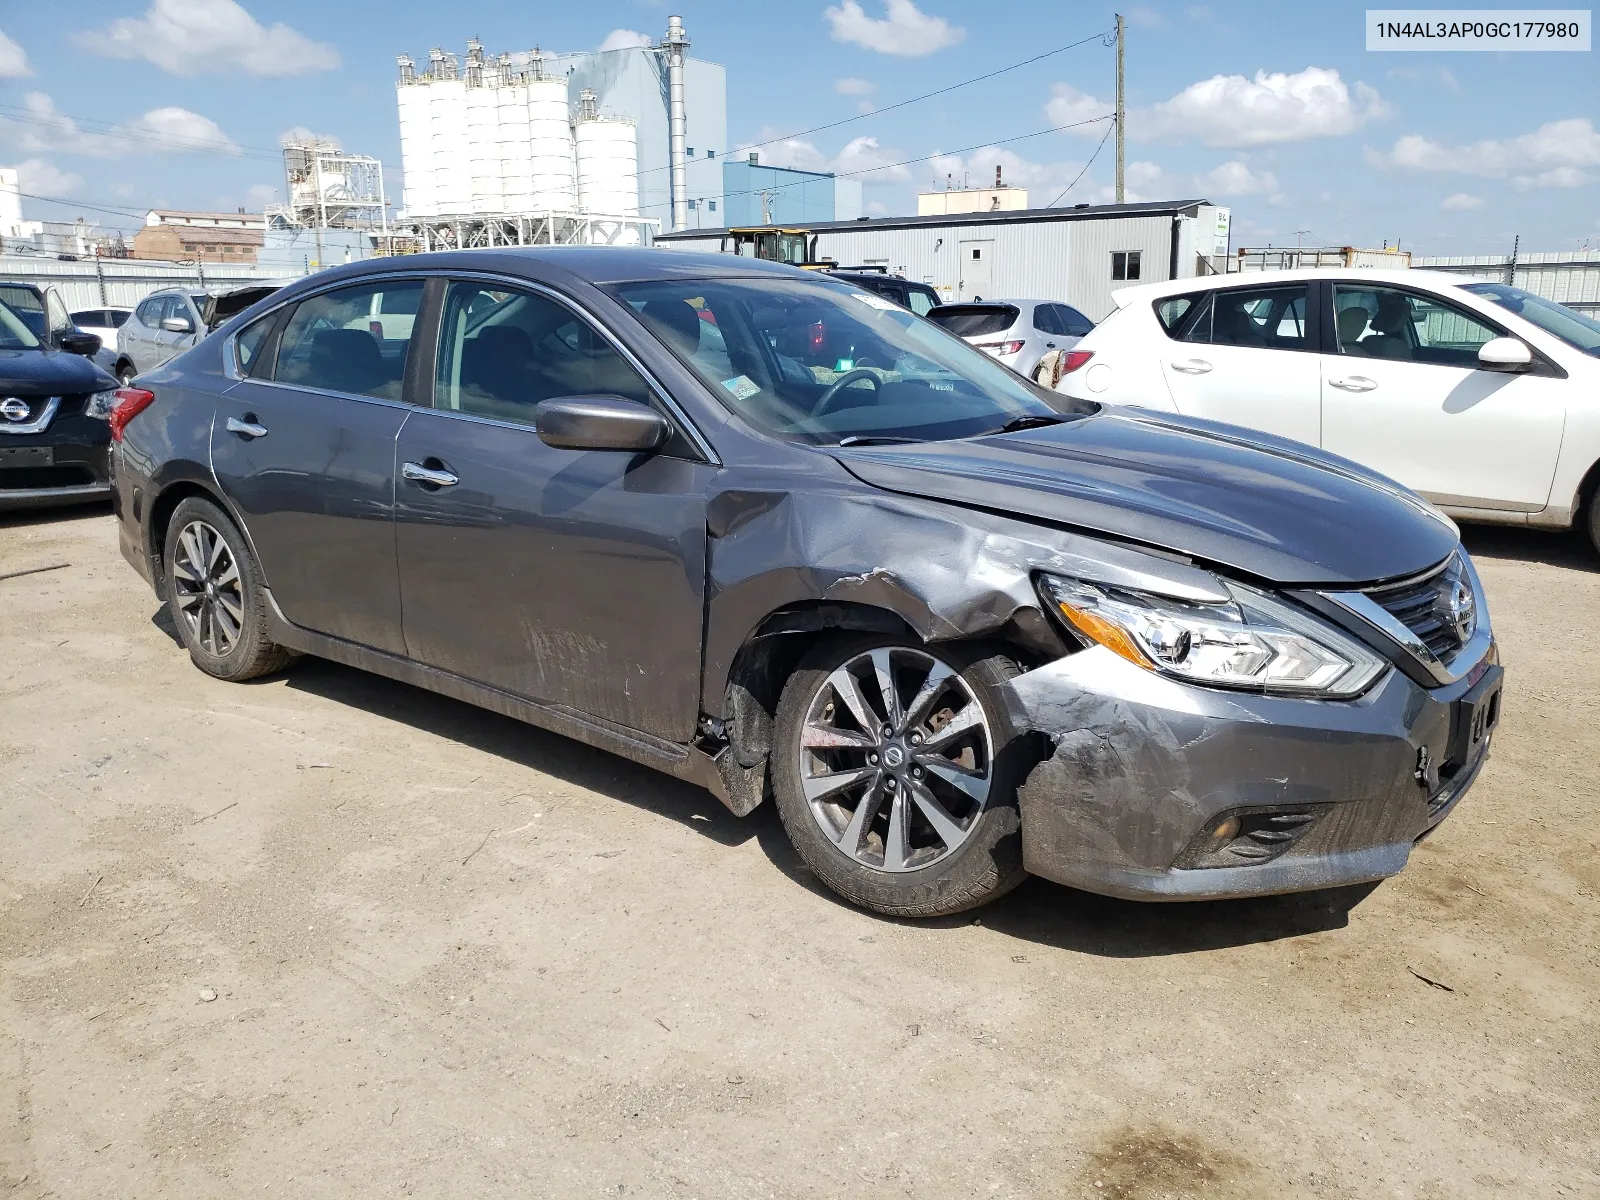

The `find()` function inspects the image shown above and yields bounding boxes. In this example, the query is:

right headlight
[1039,573,1386,699]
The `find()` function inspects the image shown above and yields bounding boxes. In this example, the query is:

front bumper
[0,423,112,511]
[1001,646,1500,901]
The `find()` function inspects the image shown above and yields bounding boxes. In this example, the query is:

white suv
[1055,268,1600,553]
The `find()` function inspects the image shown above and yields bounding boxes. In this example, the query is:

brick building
[132,209,265,263]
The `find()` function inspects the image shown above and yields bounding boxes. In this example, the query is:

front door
[1320,281,1566,512]
[1157,280,1322,447]
[212,277,426,656]
[959,240,994,300]
[394,279,713,741]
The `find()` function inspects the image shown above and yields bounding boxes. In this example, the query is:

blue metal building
[719,156,863,227]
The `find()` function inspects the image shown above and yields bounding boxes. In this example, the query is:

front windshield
[0,297,43,350]
[609,276,1069,445]
[1464,282,1600,358]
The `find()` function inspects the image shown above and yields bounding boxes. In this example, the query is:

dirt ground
[1,506,1595,1199]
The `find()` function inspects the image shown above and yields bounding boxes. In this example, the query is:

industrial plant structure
[392,17,731,248]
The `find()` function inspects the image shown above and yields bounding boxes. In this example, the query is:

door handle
[1169,358,1212,374]
[402,460,459,488]
[1328,376,1378,393]
[225,416,268,438]
[1045,341,1057,348]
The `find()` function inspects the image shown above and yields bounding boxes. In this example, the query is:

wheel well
[712,601,1050,816]
[1577,457,1600,523]
[146,481,224,597]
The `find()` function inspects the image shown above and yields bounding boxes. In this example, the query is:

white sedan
[1055,268,1600,554]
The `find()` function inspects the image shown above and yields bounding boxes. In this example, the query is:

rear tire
[1588,488,1600,558]
[771,635,1031,918]
[162,496,294,682]
[116,362,134,387]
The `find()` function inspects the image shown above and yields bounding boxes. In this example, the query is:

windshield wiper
[982,414,1068,436]
[835,434,925,447]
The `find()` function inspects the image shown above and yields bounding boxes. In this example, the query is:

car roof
[1109,267,1475,308]
[282,246,819,292]
[931,299,1046,309]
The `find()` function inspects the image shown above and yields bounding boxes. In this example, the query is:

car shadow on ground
[152,614,1385,955]
[1460,523,1594,570]
[0,500,112,532]
[275,654,760,850]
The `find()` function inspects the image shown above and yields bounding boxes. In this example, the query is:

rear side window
[71,309,103,327]
[234,312,278,377]
[906,288,938,316]
[110,310,131,328]
[1174,284,1311,351]
[1058,305,1094,336]
[928,304,1019,337]
[1032,305,1061,335]
[274,279,425,401]
[1154,294,1200,334]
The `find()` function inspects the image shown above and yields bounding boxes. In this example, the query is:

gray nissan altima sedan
[107,248,1502,917]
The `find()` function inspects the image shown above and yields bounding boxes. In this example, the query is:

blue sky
[2,0,1596,254]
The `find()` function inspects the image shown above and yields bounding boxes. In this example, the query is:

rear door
[1156,281,1322,447]
[212,277,425,655]
[393,277,714,741]
[1320,281,1566,511]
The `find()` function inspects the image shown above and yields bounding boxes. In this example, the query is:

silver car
[928,299,1094,382]
[114,289,207,383]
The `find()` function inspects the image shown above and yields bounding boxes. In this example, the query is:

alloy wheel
[172,519,245,657]
[799,646,995,873]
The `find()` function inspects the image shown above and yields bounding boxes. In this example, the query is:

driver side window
[433,281,654,426]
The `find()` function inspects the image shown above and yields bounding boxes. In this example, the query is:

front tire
[1588,488,1600,558]
[771,636,1030,918]
[163,496,294,682]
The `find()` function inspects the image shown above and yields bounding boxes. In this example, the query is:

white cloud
[866,200,888,215]
[835,77,875,95]
[1380,118,1600,190]
[136,107,238,154]
[1193,160,1279,196]
[1440,192,1482,211]
[14,158,83,197]
[247,183,277,206]
[78,0,339,77]
[1,92,238,159]
[824,0,964,56]
[0,29,30,78]
[833,136,911,182]
[1127,6,1165,28]
[736,128,910,183]
[1145,66,1389,147]
[598,29,652,52]
[1044,83,1114,135]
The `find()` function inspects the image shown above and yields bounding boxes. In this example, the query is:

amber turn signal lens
[1053,600,1151,669]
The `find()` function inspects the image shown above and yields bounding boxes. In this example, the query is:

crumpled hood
[830,407,1460,586]
[0,348,116,396]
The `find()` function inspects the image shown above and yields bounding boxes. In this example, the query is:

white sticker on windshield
[848,290,899,312]
[721,375,761,400]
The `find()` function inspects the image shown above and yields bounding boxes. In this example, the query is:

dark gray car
[108,249,1502,917]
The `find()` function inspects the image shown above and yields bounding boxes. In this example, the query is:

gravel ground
[1,506,1596,1199]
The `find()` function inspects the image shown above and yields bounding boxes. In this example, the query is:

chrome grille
[1365,554,1473,660]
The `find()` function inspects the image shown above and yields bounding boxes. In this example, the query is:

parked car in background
[0,294,119,509]
[1054,268,1600,554]
[928,299,1093,382]
[114,284,282,383]
[71,306,133,354]
[823,268,943,316]
[111,248,1499,917]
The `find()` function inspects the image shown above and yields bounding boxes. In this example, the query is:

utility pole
[1114,13,1125,204]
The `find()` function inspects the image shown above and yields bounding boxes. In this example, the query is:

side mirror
[534,396,670,453]
[161,316,195,335]
[57,330,102,356]
[1478,337,1532,372]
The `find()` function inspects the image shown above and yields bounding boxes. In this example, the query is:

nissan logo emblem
[0,397,29,422]
[1447,578,1477,643]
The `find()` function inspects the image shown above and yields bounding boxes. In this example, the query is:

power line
[1045,120,1115,207]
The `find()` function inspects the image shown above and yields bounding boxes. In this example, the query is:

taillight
[1060,350,1094,373]
[108,388,155,442]
[975,340,1026,356]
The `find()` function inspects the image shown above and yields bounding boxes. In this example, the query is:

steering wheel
[812,368,882,417]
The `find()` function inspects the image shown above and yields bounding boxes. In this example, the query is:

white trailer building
[655,200,1231,320]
